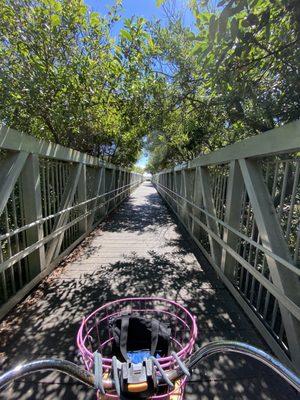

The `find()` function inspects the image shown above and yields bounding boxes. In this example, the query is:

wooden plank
[221,161,244,280]
[239,158,300,369]
[199,167,222,265]
[46,163,82,264]
[0,151,28,216]
[20,154,46,276]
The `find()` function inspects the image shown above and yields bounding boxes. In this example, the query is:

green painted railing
[153,120,300,372]
[0,125,143,320]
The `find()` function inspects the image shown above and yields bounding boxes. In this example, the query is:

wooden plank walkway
[0,182,298,399]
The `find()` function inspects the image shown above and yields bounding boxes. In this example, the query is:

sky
[85,1,193,34]
[84,1,193,168]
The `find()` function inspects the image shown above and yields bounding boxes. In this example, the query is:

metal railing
[0,125,143,319]
[153,120,300,372]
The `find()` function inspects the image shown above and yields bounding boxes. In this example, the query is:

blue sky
[85,1,193,33]
[84,1,193,168]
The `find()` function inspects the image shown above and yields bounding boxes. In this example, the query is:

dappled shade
[0,183,298,399]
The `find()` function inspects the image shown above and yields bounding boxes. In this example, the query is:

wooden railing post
[105,168,113,213]
[78,164,88,235]
[90,166,106,227]
[199,166,222,266]
[174,171,181,215]
[192,167,203,240]
[20,154,46,277]
[239,158,300,369]
[221,161,244,280]
[182,169,194,231]
[46,163,82,264]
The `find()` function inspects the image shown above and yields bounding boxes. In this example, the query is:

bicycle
[0,297,299,399]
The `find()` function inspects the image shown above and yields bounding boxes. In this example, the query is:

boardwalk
[0,182,297,399]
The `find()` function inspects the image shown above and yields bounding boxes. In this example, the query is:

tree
[146,0,300,171]
[0,0,156,166]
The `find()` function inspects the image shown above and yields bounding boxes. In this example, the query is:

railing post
[199,166,222,266]
[20,154,46,276]
[78,164,88,235]
[174,171,181,214]
[46,163,82,264]
[221,160,244,280]
[105,168,113,213]
[182,169,194,231]
[0,151,28,216]
[239,158,300,369]
[192,167,203,239]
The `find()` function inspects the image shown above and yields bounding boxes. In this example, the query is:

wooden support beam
[88,167,105,228]
[221,161,244,280]
[108,169,116,212]
[20,154,46,277]
[0,151,28,216]
[192,167,203,239]
[78,164,88,235]
[199,167,222,265]
[174,171,181,215]
[46,163,82,264]
[182,169,194,231]
[239,158,300,369]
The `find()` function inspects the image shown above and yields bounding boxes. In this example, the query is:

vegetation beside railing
[0,125,143,319]
[153,120,300,372]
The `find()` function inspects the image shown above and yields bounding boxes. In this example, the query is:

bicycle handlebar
[0,341,299,394]
[170,341,300,392]
[0,359,101,390]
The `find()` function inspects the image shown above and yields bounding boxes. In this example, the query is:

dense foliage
[146,0,300,172]
[0,0,299,170]
[0,0,155,165]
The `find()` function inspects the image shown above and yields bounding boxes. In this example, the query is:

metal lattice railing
[0,125,143,319]
[153,120,300,372]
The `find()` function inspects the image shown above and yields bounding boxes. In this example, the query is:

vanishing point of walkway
[0,183,298,399]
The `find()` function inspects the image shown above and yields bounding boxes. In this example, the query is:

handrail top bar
[157,120,300,174]
[0,125,137,173]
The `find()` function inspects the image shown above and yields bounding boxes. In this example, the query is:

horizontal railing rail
[0,125,143,320]
[153,120,300,372]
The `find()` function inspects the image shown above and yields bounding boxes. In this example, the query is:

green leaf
[50,14,61,27]
[156,0,165,6]
[120,29,132,41]
[90,11,99,28]
[189,41,205,56]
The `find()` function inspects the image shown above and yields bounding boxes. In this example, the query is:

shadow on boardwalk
[0,183,298,399]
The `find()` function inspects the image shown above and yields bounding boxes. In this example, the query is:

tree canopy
[0,0,299,170]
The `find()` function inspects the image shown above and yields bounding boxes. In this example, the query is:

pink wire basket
[77,297,198,399]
